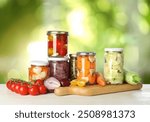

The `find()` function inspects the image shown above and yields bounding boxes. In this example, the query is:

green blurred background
[0,0,150,84]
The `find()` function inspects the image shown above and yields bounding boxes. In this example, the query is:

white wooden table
[0,84,150,105]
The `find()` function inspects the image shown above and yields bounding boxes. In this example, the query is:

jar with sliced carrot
[76,52,96,84]
[29,61,50,83]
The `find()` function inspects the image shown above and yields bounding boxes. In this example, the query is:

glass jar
[76,52,96,82]
[47,31,68,57]
[48,57,70,85]
[29,61,50,82]
[69,54,77,80]
[104,48,124,84]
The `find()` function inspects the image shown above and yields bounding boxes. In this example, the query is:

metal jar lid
[30,60,49,66]
[76,52,96,56]
[47,31,68,35]
[105,48,123,52]
[69,54,77,58]
[48,57,69,61]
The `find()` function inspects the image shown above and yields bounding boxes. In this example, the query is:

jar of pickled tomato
[47,31,68,57]
[76,52,96,84]
[29,61,50,82]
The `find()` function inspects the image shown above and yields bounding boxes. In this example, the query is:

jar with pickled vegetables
[29,61,50,82]
[104,48,124,84]
[47,31,68,57]
[76,52,96,84]
[48,57,70,86]
[69,54,77,80]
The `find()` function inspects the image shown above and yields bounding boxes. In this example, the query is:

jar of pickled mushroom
[76,52,96,84]
[47,31,68,57]
[69,54,77,80]
[29,61,50,82]
[48,57,70,86]
[104,48,124,84]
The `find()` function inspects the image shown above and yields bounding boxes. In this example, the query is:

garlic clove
[40,72,46,79]
[88,56,95,63]
[33,67,42,74]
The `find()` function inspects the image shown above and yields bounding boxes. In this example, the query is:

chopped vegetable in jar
[69,54,77,80]
[76,52,96,84]
[29,61,50,82]
[104,48,124,84]
[48,57,70,86]
[47,31,68,57]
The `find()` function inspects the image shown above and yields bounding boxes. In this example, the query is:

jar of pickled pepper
[69,54,77,80]
[104,48,124,84]
[29,61,50,82]
[76,52,96,84]
[47,31,68,57]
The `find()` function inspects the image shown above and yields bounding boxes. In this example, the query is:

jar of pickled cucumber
[69,54,77,80]
[104,48,124,84]
[29,61,50,82]
[47,31,68,57]
[76,52,96,84]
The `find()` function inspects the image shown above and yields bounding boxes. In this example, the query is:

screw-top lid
[69,54,77,58]
[30,60,49,66]
[77,52,96,56]
[47,31,68,35]
[48,57,69,61]
[105,48,123,52]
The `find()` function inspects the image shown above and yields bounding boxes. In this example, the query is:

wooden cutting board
[54,83,142,96]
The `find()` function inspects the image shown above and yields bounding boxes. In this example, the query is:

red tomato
[48,41,53,48]
[19,85,29,95]
[6,80,12,90]
[56,36,68,56]
[60,34,67,43]
[34,79,44,86]
[59,48,67,56]
[10,82,16,92]
[38,85,47,94]
[56,40,61,50]
[29,85,40,96]
[14,83,21,93]
[22,82,30,88]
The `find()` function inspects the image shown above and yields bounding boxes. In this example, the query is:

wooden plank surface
[54,83,142,96]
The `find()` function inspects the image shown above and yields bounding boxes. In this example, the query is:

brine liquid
[77,55,96,82]
[47,33,68,57]
[104,51,124,84]
[29,65,49,82]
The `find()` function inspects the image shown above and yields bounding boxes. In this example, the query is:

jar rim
[105,48,123,52]
[47,31,68,35]
[48,57,69,61]
[76,52,96,56]
[30,60,49,66]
